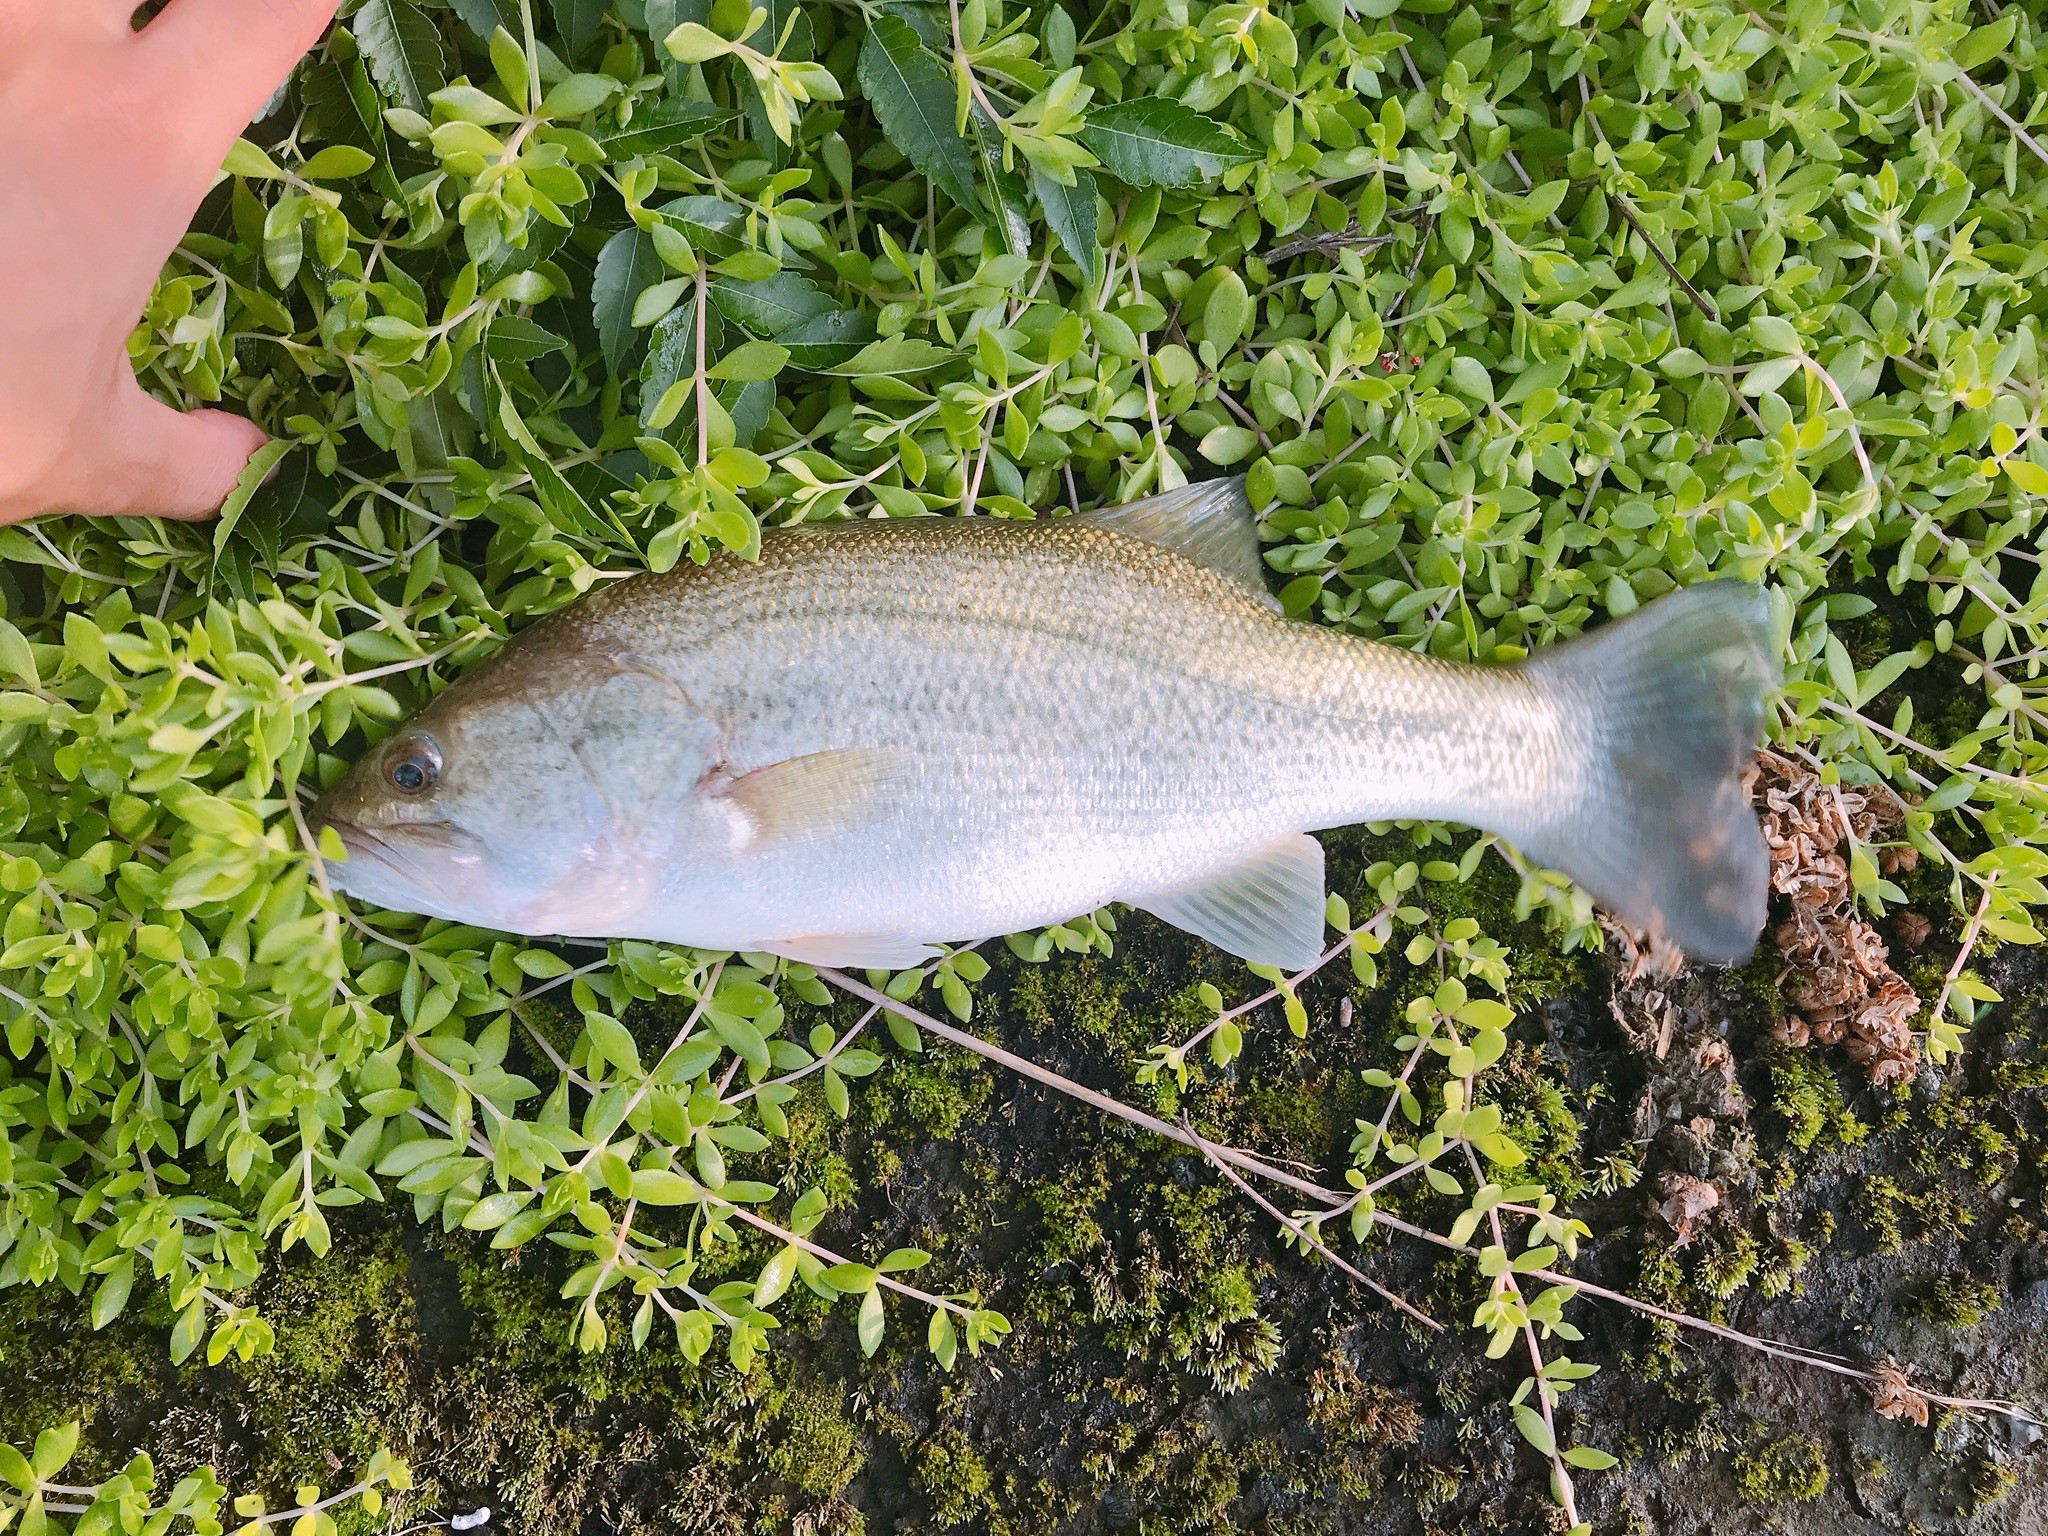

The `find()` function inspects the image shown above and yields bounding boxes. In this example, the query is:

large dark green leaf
[592,228,665,378]
[971,112,1032,257]
[549,0,607,56]
[711,273,839,336]
[596,99,735,160]
[775,309,877,370]
[1031,165,1099,284]
[857,14,978,211]
[721,378,775,450]
[642,298,727,425]
[486,317,570,364]
[407,389,476,472]
[354,0,447,117]
[1078,99,1258,188]
[652,196,747,260]
[479,218,570,287]
[521,448,610,540]
[234,453,335,569]
[442,0,516,40]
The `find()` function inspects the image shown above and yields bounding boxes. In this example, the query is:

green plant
[0,1424,406,1536]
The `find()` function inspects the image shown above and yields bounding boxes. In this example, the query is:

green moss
[913,1426,994,1527]
[1907,1274,2002,1329]
[763,1380,864,1499]
[1393,836,1589,1011]
[1490,1044,1589,1196]
[1768,1050,1867,1153]
[1733,1434,1830,1504]
[1166,1262,1280,1392]
[1754,1237,1816,1300]
[1961,1452,2017,1513]
[1697,1228,1761,1302]
[1730,954,1791,1029]
[1241,1072,1343,1161]
[868,1050,991,1140]
[1024,1167,1109,1271]
[1306,1347,1422,1500]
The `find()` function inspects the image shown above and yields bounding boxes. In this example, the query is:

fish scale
[315,479,1779,970]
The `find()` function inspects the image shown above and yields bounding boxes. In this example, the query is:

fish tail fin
[1515,581,1780,964]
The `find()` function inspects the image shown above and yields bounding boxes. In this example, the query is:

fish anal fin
[1132,834,1326,971]
[1076,477,1278,611]
[717,748,910,850]
[767,933,942,970]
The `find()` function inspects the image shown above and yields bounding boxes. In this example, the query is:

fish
[313,478,1780,972]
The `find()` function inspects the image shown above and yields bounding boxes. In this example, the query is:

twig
[1796,354,1880,512]
[1609,194,1717,321]
[694,268,709,468]
[1266,203,1428,263]
[1185,1117,1441,1330]
[1950,60,2048,167]
[1928,880,1996,1029]
[815,968,1339,1205]
[1214,388,1274,453]
[1374,1208,2048,1428]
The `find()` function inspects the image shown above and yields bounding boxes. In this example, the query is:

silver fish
[314,479,1779,970]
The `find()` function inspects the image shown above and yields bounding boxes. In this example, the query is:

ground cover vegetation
[2,0,2046,1529]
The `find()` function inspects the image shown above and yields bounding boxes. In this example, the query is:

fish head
[312,680,588,929]
[314,650,727,936]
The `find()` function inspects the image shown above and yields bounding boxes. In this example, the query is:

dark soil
[5,832,2044,1535]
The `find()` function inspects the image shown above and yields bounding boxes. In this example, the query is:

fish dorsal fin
[1132,834,1326,971]
[1075,477,1278,611]
[717,748,911,850]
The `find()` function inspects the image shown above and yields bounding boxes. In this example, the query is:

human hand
[0,0,338,524]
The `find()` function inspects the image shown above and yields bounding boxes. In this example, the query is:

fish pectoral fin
[1131,834,1326,972]
[1074,477,1279,612]
[718,748,911,850]
[766,933,942,970]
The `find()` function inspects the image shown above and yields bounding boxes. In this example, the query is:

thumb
[68,382,272,520]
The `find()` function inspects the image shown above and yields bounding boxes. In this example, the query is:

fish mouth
[317,813,464,888]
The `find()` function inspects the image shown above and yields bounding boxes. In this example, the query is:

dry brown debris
[1752,751,1925,1087]
[1655,1173,1721,1246]
[1600,913,1687,1060]
[1869,1358,1932,1427]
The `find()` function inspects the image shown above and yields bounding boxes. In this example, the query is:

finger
[0,1,127,46]
[137,0,338,127]
[59,383,272,520]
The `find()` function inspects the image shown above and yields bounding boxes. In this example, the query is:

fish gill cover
[2,0,2047,1532]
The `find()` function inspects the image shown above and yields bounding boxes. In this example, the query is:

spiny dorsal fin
[1075,477,1278,611]
[719,747,911,850]
[1131,833,1326,971]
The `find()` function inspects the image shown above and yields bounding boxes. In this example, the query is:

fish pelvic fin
[1516,580,1780,966]
[1074,476,1279,611]
[766,933,942,970]
[1131,833,1326,972]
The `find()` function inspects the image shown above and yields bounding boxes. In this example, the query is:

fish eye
[384,736,442,795]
